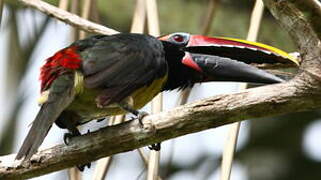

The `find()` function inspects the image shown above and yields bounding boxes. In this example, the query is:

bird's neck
[161,42,201,91]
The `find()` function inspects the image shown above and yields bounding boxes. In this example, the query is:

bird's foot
[148,143,161,151]
[135,111,160,151]
[63,133,75,145]
[64,130,91,145]
[77,162,91,171]
[137,111,149,126]
[64,131,91,171]
[117,102,148,126]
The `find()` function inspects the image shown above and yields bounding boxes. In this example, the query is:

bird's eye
[173,34,185,43]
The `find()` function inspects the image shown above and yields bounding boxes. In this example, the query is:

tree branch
[1,0,321,179]
[20,0,119,35]
[1,76,321,179]
[289,0,321,40]
[263,0,321,74]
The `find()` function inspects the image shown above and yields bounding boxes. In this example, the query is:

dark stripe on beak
[190,53,284,84]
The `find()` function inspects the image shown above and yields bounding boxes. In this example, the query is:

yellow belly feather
[37,71,167,124]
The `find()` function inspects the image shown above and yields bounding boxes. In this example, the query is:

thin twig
[137,149,149,167]
[146,0,161,179]
[68,168,81,180]
[20,0,119,35]
[220,1,264,180]
[70,0,80,41]
[92,156,113,180]
[89,0,100,23]
[146,0,160,36]
[246,0,265,42]
[0,0,4,27]
[58,0,69,11]
[92,116,125,180]
[79,0,92,39]
[201,0,220,35]
[91,116,115,180]
[130,0,146,33]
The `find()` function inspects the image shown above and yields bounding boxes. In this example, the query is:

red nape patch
[40,46,81,92]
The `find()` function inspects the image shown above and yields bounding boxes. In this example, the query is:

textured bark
[0,0,321,179]
[1,76,321,179]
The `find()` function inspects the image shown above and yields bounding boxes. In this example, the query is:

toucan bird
[16,32,299,165]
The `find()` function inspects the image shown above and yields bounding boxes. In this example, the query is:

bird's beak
[185,35,299,65]
[181,35,299,84]
[182,53,284,84]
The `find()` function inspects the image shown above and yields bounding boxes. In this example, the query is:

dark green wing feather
[81,34,167,106]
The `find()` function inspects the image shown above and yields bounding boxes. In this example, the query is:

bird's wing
[81,34,167,106]
[16,74,76,161]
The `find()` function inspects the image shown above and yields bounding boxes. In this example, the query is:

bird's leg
[62,124,81,146]
[77,162,91,172]
[118,101,161,151]
[55,111,81,145]
[56,114,91,171]
[117,101,148,126]
[148,143,161,151]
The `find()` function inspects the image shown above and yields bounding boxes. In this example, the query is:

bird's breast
[66,74,167,125]
[130,74,168,109]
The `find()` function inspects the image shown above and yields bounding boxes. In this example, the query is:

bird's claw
[137,111,149,126]
[77,162,91,171]
[63,133,74,145]
[64,131,91,171]
[135,111,160,151]
[148,143,161,151]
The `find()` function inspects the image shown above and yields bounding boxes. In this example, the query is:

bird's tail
[16,104,60,160]
[16,74,76,161]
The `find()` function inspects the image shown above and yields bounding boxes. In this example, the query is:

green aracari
[16,32,299,169]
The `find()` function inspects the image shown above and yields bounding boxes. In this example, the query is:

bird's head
[159,32,299,90]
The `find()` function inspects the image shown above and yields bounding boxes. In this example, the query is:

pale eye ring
[169,32,190,46]
[173,34,184,43]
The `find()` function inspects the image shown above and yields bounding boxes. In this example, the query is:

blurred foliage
[6,0,296,50]
[0,4,49,155]
[1,0,318,180]
[238,111,321,180]
[96,0,295,51]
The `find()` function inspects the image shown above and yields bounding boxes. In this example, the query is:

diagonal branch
[1,76,321,179]
[263,0,321,74]
[20,0,119,35]
[289,0,321,40]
